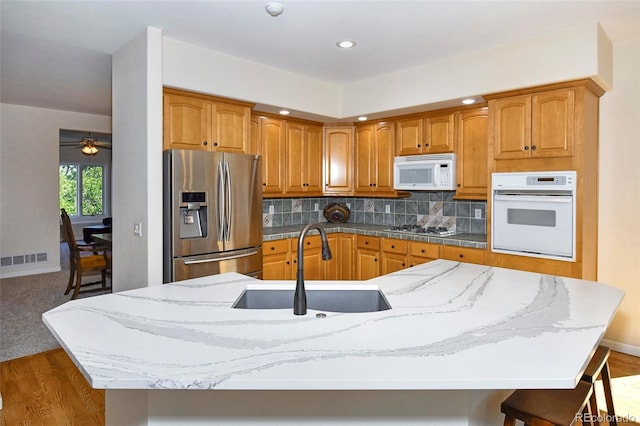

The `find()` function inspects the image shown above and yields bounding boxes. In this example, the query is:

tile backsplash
[263,192,486,235]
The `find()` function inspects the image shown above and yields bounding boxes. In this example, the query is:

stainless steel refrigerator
[163,149,263,282]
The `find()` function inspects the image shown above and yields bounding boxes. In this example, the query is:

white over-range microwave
[393,153,456,191]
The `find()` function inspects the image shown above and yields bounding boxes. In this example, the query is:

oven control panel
[492,171,576,191]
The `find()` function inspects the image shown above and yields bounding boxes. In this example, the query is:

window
[59,164,107,217]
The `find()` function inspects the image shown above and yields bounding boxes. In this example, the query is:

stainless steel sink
[232,288,391,313]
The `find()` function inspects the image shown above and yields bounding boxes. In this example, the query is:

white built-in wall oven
[491,171,576,261]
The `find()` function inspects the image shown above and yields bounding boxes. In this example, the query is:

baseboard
[0,266,61,279]
[601,338,640,357]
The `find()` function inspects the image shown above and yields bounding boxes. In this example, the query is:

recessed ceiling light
[336,40,357,49]
[358,116,367,121]
[279,109,290,115]
[461,98,476,105]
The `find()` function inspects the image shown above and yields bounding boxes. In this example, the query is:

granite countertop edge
[263,223,487,249]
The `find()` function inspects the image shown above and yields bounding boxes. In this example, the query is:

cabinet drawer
[357,235,380,251]
[381,238,407,254]
[409,242,440,259]
[263,239,290,255]
[291,235,322,252]
[441,246,484,265]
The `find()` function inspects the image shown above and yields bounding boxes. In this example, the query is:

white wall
[111,27,164,291]
[163,23,611,120]
[0,104,111,278]
[599,36,640,354]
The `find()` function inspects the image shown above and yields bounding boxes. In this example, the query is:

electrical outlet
[346,203,351,209]
[385,204,391,214]
[133,222,142,237]
[269,205,275,214]
[474,209,482,219]
[314,203,319,211]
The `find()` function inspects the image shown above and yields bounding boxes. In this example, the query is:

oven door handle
[493,194,572,203]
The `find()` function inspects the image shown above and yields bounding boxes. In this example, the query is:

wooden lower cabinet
[441,245,484,265]
[263,234,486,280]
[356,235,380,280]
[263,239,293,280]
[381,238,408,275]
[324,234,355,280]
[408,241,440,267]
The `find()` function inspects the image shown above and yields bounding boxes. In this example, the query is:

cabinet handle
[306,241,311,245]
[531,145,537,150]
[270,246,275,251]
[213,142,219,147]
[417,144,421,148]
[524,146,529,150]
[402,263,405,267]
[391,245,395,249]
[374,258,378,262]
[421,249,425,253]
[459,254,464,258]
[286,261,290,265]
[457,184,461,187]
[203,141,208,146]
[372,183,377,187]
[365,241,369,245]
[425,143,429,147]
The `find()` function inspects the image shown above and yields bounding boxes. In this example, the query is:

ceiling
[1,1,639,118]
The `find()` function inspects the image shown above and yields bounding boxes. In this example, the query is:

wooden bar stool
[581,345,616,426]
[501,380,594,426]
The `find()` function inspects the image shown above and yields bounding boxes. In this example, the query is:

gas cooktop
[388,224,456,237]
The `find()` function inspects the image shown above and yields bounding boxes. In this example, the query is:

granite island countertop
[42,260,622,391]
[263,223,488,249]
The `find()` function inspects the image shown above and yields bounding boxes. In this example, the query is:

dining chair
[60,208,112,299]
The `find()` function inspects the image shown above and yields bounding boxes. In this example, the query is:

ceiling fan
[61,133,112,156]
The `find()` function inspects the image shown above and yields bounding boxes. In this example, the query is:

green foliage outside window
[59,164,78,216]
[59,164,104,216]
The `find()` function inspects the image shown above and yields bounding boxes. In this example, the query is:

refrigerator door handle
[217,161,225,241]
[183,249,259,265]
[224,160,232,241]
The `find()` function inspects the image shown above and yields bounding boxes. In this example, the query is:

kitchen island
[43,260,623,425]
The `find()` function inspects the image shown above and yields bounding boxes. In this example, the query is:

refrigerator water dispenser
[179,192,208,239]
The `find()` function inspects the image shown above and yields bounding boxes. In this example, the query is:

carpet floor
[0,244,110,362]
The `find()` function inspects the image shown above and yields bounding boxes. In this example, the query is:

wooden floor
[0,348,638,425]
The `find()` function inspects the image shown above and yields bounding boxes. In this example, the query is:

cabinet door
[455,109,488,199]
[355,125,375,192]
[356,249,380,280]
[396,119,423,156]
[211,103,250,153]
[163,94,211,151]
[259,118,286,195]
[338,234,355,280]
[324,127,354,195]
[425,113,455,153]
[305,125,324,193]
[374,122,396,192]
[262,240,292,280]
[285,122,305,193]
[531,89,575,158]
[492,95,531,160]
[249,116,261,156]
[381,253,408,275]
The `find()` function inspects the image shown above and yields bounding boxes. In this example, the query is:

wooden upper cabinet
[531,89,575,158]
[493,88,575,160]
[396,113,454,156]
[323,127,354,195]
[255,116,286,195]
[284,121,323,195]
[163,88,252,153]
[212,103,251,153]
[396,119,423,156]
[455,108,489,200]
[355,122,396,194]
[425,113,455,153]
[163,94,211,151]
